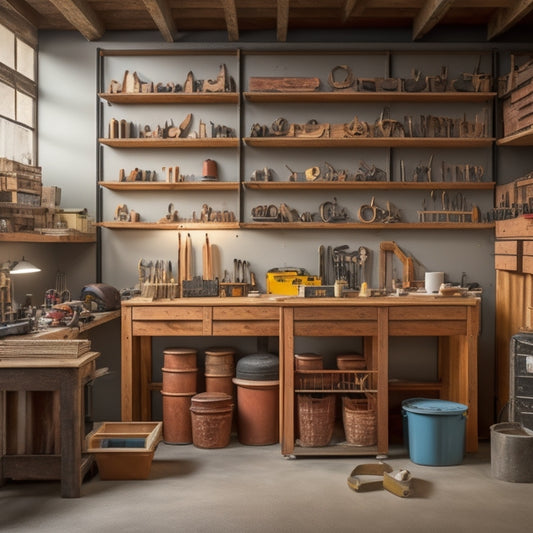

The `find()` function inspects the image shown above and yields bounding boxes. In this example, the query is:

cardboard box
[60,212,87,232]
[41,186,61,207]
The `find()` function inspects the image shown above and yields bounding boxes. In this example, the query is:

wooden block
[41,186,61,208]
[495,255,519,272]
[495,217,533,239]
[495,240,520,255]
[523,256,533,275]
[523,241,533,256]
[248,77,320,92]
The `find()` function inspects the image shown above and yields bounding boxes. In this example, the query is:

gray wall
[33,30,533,433]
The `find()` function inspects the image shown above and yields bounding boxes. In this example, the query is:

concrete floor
[2,439,533,533]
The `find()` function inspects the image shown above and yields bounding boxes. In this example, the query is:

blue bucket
[402,398,468,466]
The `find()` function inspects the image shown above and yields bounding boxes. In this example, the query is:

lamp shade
[10,257,41,275]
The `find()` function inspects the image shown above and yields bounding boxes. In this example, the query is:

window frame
[0,22,37,165]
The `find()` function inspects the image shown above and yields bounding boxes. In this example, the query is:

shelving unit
[97,49,496,454]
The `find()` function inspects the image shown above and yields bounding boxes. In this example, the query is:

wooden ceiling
[2,0,533,43]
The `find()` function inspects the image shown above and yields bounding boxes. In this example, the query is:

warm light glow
[9,257,41,275]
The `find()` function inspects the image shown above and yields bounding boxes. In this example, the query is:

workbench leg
[0,391,5,487]
[60,369,82,498]
[140,336,152,421]
[280,308,294,456]
[377,308,389,456]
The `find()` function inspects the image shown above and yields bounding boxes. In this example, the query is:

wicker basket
[297,394,336,447]
[343,396,377,446]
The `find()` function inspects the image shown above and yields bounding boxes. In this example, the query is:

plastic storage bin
[402,398,467,466]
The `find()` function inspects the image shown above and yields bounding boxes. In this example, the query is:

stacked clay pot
[161,347,197,444]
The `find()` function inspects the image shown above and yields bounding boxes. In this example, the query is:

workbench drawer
[293,307,377,321]
[132,307,204,320]
[388,306,466,321]
[212,307,279,320]
[212,307,280,336]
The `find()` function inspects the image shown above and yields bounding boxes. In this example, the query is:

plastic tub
[402,398,467,466]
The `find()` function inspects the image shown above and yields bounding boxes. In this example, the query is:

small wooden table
[0,351,100,498]
[0,310,120,498]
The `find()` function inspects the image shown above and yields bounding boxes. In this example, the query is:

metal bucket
[490,422,533,482]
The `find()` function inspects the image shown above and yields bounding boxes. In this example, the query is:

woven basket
[297,394,336,447]
[343,396,377,446]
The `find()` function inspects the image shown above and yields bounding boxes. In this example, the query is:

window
[0,23,37,165]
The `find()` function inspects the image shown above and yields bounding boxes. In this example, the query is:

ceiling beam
[142,0,177,42]
[220,0,239,41]
[487,0,533,40]
[277,0,289,42]
[48,0,104,41]
[412,0,454,40]
[0,2,38,46]
[1,0,41,28]
[342,0,369,22]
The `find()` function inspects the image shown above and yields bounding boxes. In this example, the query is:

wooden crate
[0,190,41,206]
[502,63,533,136]
[0,173,42,195]
[86,421,162,480]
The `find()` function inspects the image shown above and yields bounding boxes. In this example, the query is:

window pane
[0,25,15,69]
[16,38,35,80]
[16,90,34,126]
[0,82,15,120]
[0,117,33,164]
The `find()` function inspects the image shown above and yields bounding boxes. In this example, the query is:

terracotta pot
[336,354,366,370]
[232,378,279,445]
[162,367,198,394]
[163,347,197,370]
[205,375,235,397]
[190,392,233,449]
[161,391,194,444]
[295,353,323,370]
[205,347,236,374]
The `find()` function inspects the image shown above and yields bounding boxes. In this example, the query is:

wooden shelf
[243,181,495,191]
[0,232,96,243]
[244,91,496,103]
[99,181,239,191]
[99,92,239,104]
[98,138,239,148]
[388,380,443,392]
[240,222,495,230]
[243,137,494,148]
[291,444,378,456]
[98,221,240,230]
[496,128,533,146]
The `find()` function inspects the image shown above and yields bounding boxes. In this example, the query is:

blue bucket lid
[402,398,468,415]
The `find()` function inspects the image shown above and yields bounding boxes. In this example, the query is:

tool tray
[295,370,377,393]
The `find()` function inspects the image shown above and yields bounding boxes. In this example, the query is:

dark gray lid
[236,353,279,381]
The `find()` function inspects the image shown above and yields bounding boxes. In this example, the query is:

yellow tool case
[266,268,322,296]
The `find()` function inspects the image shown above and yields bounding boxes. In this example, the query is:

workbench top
[122,295,480,307]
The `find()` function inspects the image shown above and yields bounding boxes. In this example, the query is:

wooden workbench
[0,311,120,497]
[121,296,480,454]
